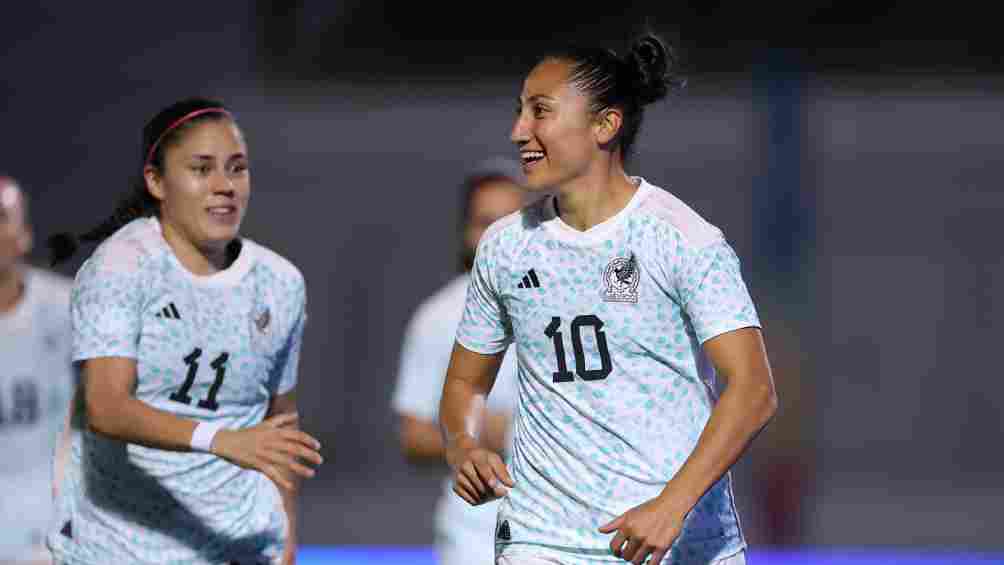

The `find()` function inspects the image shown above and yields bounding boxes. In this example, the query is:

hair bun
[626,34,680,105]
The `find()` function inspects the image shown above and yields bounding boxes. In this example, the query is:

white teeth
[208,207,234,214]
[521,151,545,163]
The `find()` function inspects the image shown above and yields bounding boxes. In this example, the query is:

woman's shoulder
[242,238,305,291]
[82,217,165,276]
[634,177,724,248]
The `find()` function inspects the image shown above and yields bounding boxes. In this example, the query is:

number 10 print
[544,315,613,383]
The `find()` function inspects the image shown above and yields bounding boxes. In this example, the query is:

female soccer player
[441,34,777,565]
[46,98,322,565]
[0,177,74,565]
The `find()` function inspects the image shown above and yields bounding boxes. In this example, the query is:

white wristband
[191,422,224,453]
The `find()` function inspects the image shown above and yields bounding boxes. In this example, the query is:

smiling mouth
[207,206,237,217]
[521,151,545,165]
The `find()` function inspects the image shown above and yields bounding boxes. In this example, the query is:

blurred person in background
[392,158,526,565]
[44,98,322,565]
[0,176,73,565]
[441,31,776,565]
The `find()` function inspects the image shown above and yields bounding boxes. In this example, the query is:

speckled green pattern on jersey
[48,218,306,565]
[456,179,759,565]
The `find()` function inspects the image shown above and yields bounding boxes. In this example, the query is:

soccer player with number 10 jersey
[440,33,777,565]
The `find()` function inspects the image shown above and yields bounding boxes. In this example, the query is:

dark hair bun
[626,34,678,105]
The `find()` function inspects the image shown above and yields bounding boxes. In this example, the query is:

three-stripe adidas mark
[517,269,541,289]
[155,303,182,320]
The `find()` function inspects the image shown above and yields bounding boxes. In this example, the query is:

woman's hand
[211,412,323,491]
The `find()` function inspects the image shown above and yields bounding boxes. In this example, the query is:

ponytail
[47,181,157,266]
[47,97,231,267]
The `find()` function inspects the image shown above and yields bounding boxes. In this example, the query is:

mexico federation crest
[602,253,640,303]
[249,304,274,355]
[254,307,271,333]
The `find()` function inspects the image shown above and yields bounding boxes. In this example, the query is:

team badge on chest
[249,304,274,354]
[255,308,271,333]
[602,253,640,303]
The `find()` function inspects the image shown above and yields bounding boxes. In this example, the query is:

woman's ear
[145,165,165,202]
[594,107,624,146]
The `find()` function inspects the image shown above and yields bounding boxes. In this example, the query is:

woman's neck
[160,220,233,276]
[0,264,26,315]
[553,159,638,232]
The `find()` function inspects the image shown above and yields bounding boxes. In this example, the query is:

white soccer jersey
[47,217,306,565]
[456,178,760,564]
[0,267,74,561]
[392,273,516,559]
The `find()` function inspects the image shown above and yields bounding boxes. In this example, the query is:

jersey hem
[496,538,748,563]
[72,350,139,363]
[275,380,297,396]
[455,336,509,356]
[697,321,761,346]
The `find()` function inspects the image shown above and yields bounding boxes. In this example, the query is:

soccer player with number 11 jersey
[46,98,323,565]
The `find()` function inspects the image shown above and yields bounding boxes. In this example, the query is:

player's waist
[81,456,270,520]
[497,499,745,557]
[511,406,708,479]
[510,436,687,502]
[497,538,747,565]
[66,473,285,556]
[506,469,668,523]
[504,466,740,530]
[49,513,286,565]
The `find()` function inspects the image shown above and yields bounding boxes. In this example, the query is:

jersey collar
[150,217,257,287]
[541,177,652,246]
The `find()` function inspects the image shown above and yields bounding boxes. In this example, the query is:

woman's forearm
[439,376,489,453]
[87,392,198,451]
[657,378,777,514]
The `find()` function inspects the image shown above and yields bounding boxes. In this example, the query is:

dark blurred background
[3,1,1003,552]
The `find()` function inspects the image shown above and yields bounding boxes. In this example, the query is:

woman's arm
[600,327,777,564]
[439,343,514,505]
[83,357,322,490]
[84,356,199,449]
[655,327,777,512]
[265,389,306,565]
[398,409,510,463]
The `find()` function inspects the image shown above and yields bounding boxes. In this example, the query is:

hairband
[145,108,231,166]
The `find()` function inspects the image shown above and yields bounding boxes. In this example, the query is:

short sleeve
[272,284,306,396]
[70,251,146,361]
[391,307,447,421]
[676,239,761,344]
[455,239,513,355]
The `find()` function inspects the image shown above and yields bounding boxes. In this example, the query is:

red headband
[144,107,232,166]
